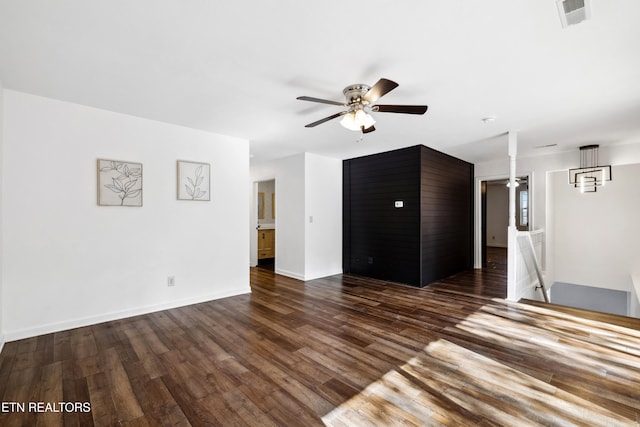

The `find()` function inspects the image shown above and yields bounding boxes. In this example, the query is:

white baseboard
[275,268,305,281]
[0,334,5,355]
[275,268,343,282]
[3,286,251,342]
[304,269,343,281]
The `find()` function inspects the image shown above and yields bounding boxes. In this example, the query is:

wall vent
[556,0,591,28]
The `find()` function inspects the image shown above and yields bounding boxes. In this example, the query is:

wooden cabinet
[258,229,275,259]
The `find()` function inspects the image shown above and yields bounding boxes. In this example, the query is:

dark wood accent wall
[343,146,422,285]
[420,145,474,286]
[343,145,473,287]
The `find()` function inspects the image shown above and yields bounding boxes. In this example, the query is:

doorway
[481,176,529,269]
[256,179,276,271]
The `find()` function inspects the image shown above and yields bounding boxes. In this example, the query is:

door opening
[481,176,529,271]
[256,179,276,271]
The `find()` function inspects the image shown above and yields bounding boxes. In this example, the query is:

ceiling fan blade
[363,78,399,103]
[361,125,376,134]
[296,96,345,106]
[304,111,347,127]
[373,104,428,115]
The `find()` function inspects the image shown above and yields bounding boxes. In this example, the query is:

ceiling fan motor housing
[343,84,371,105]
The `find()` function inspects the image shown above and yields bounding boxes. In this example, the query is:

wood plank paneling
[421,145,474,286]
[344,145,473,287]
[344,146,422,285]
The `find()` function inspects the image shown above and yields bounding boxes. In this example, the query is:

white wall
[486,183,508,247]
[551,163,640,293]
[304,153,342,280]
[251,154,306,279]
[250,152,342,281]
[0,82,5,351]
[2,90,250,340]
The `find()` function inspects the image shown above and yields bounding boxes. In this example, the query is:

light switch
[394,201,404,208]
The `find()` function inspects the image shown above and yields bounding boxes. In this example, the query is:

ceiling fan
[296,78,428,134]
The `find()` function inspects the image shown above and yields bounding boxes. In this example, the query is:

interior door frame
[481,180,488,268]
[250,178,276,268]
[474,172,533,269]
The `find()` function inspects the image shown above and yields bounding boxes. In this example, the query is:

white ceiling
[1,1,639,165]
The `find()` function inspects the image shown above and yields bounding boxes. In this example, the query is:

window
[520,190,529,227]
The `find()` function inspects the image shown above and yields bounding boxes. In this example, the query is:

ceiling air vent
[556,0,591,28]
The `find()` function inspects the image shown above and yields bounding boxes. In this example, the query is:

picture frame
[177,160,211,201]
[97,159,143,207]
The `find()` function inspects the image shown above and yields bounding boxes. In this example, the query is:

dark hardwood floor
[485,246,508,273]
[1,264,639,426]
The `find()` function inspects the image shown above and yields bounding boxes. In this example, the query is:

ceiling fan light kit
[297,78,428,135]
[340,107,376,132]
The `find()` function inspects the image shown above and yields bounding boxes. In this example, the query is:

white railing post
[631,274,640,318]
[507,131,518,301]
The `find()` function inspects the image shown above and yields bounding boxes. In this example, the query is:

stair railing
[516,230,549,303]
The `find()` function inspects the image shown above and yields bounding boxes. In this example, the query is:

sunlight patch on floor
[322,335,633,426]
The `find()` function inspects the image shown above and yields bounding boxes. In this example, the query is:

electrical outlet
[167,276,175,286]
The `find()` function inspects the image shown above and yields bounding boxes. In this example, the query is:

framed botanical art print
[97,159,143,207]
[177,160,211,201]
